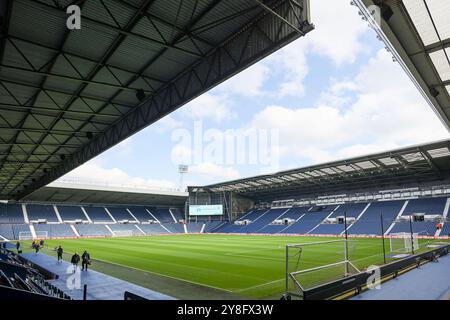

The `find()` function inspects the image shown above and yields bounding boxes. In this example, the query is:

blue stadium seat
[2,204,25,224]
[186,223,203,233]
[162,223,185,233]
[0,224,15,240]
[138,224,169,234]
[106,207,135,221]
[0,203,7,223]
[34,224,76,238]
[75,224,111,237]
[348,200,405,235]
[170,208,184,221]
[282,211,330,234]
[203,221,226,233]
[84,207,114,222]
[389,221,438,236]
[148,208,175,223]
[440,223,450,237]
[57,206,87,221]
[402,197,447,216]
[127,207,154,222]
[310,223,345,235]
[328,202,368,218]
[108,224,143,236]
[26,204,59,222]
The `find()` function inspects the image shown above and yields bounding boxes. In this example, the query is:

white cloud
[307,0,370,65]
[152,114,183,133]
[319,80,358,107]
[263,0,371,98]
[171,143,192,165]
[248,49,450,165]
[269,41,309,98]
[59,161,177,190]
[189,162,240,182]
[182,93,233,122]
[216,63,271,97]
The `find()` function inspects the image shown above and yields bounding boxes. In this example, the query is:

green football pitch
[32,234,446,299]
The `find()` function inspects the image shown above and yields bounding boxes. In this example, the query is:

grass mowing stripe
[42,244,236,293]
[41,234,449,299]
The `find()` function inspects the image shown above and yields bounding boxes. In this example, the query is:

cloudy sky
[57,0,449,191]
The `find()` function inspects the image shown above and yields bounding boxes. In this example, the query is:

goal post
[112,230,134,237]
[18,231,48,240]
[389,232,419,253]
[283,239,360,300]
[18,231,33,241]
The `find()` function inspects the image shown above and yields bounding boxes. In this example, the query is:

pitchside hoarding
[189,205,223,216]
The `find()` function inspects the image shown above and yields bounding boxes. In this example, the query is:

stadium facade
[1,0,450,302]
[1,139,449,241]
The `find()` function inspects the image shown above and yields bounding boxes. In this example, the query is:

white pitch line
[45,247,234,294]
[234,278,284,293]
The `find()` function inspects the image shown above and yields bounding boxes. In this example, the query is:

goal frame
[18,231,48,240]
[112,230,134,237]
[389,232,419,253]
[283,239,360,300]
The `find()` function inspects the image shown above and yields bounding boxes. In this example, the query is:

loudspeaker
[380,5,393,21]
[136,89,146,102]
[373,1,394,21]
[430,87,439,98]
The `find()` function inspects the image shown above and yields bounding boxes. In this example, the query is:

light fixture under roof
[402,152,425,162]
[378,157,399,166]
[355,161,377,169]
[427,147,450,158]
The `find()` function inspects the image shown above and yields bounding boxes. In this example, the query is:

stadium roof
[0,0,313,201]
[18,181,188,206]
[355,0,450,130]
[192,139,450,200]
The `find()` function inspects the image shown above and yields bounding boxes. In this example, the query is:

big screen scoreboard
[189,205,223,216]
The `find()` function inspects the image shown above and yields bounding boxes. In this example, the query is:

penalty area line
[42,247,234,294]
[234,278,285,293]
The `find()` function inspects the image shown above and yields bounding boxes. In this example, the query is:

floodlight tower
[178,164,189,191]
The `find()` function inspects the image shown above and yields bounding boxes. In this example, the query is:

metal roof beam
[0,103,124,120]
[31,0,204,58]
[11,0,240,195]
[16,0,313,200]
[7,34,166,84]
[0,0,92,195]
[0,0,12,65]
[254,0,306,36]
[0,142,81,148]
[0,126,100,136]
[410,38,450,56]
[0,64,152,93]
[3,0,159,195]
[115,0,216,49]
[0,78,135,110]
[418,147,442,179]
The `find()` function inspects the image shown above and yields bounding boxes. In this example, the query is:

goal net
[18,231,48,240]
[389,232,419,253]
[284,239,360,299]
[112,230,134,237]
